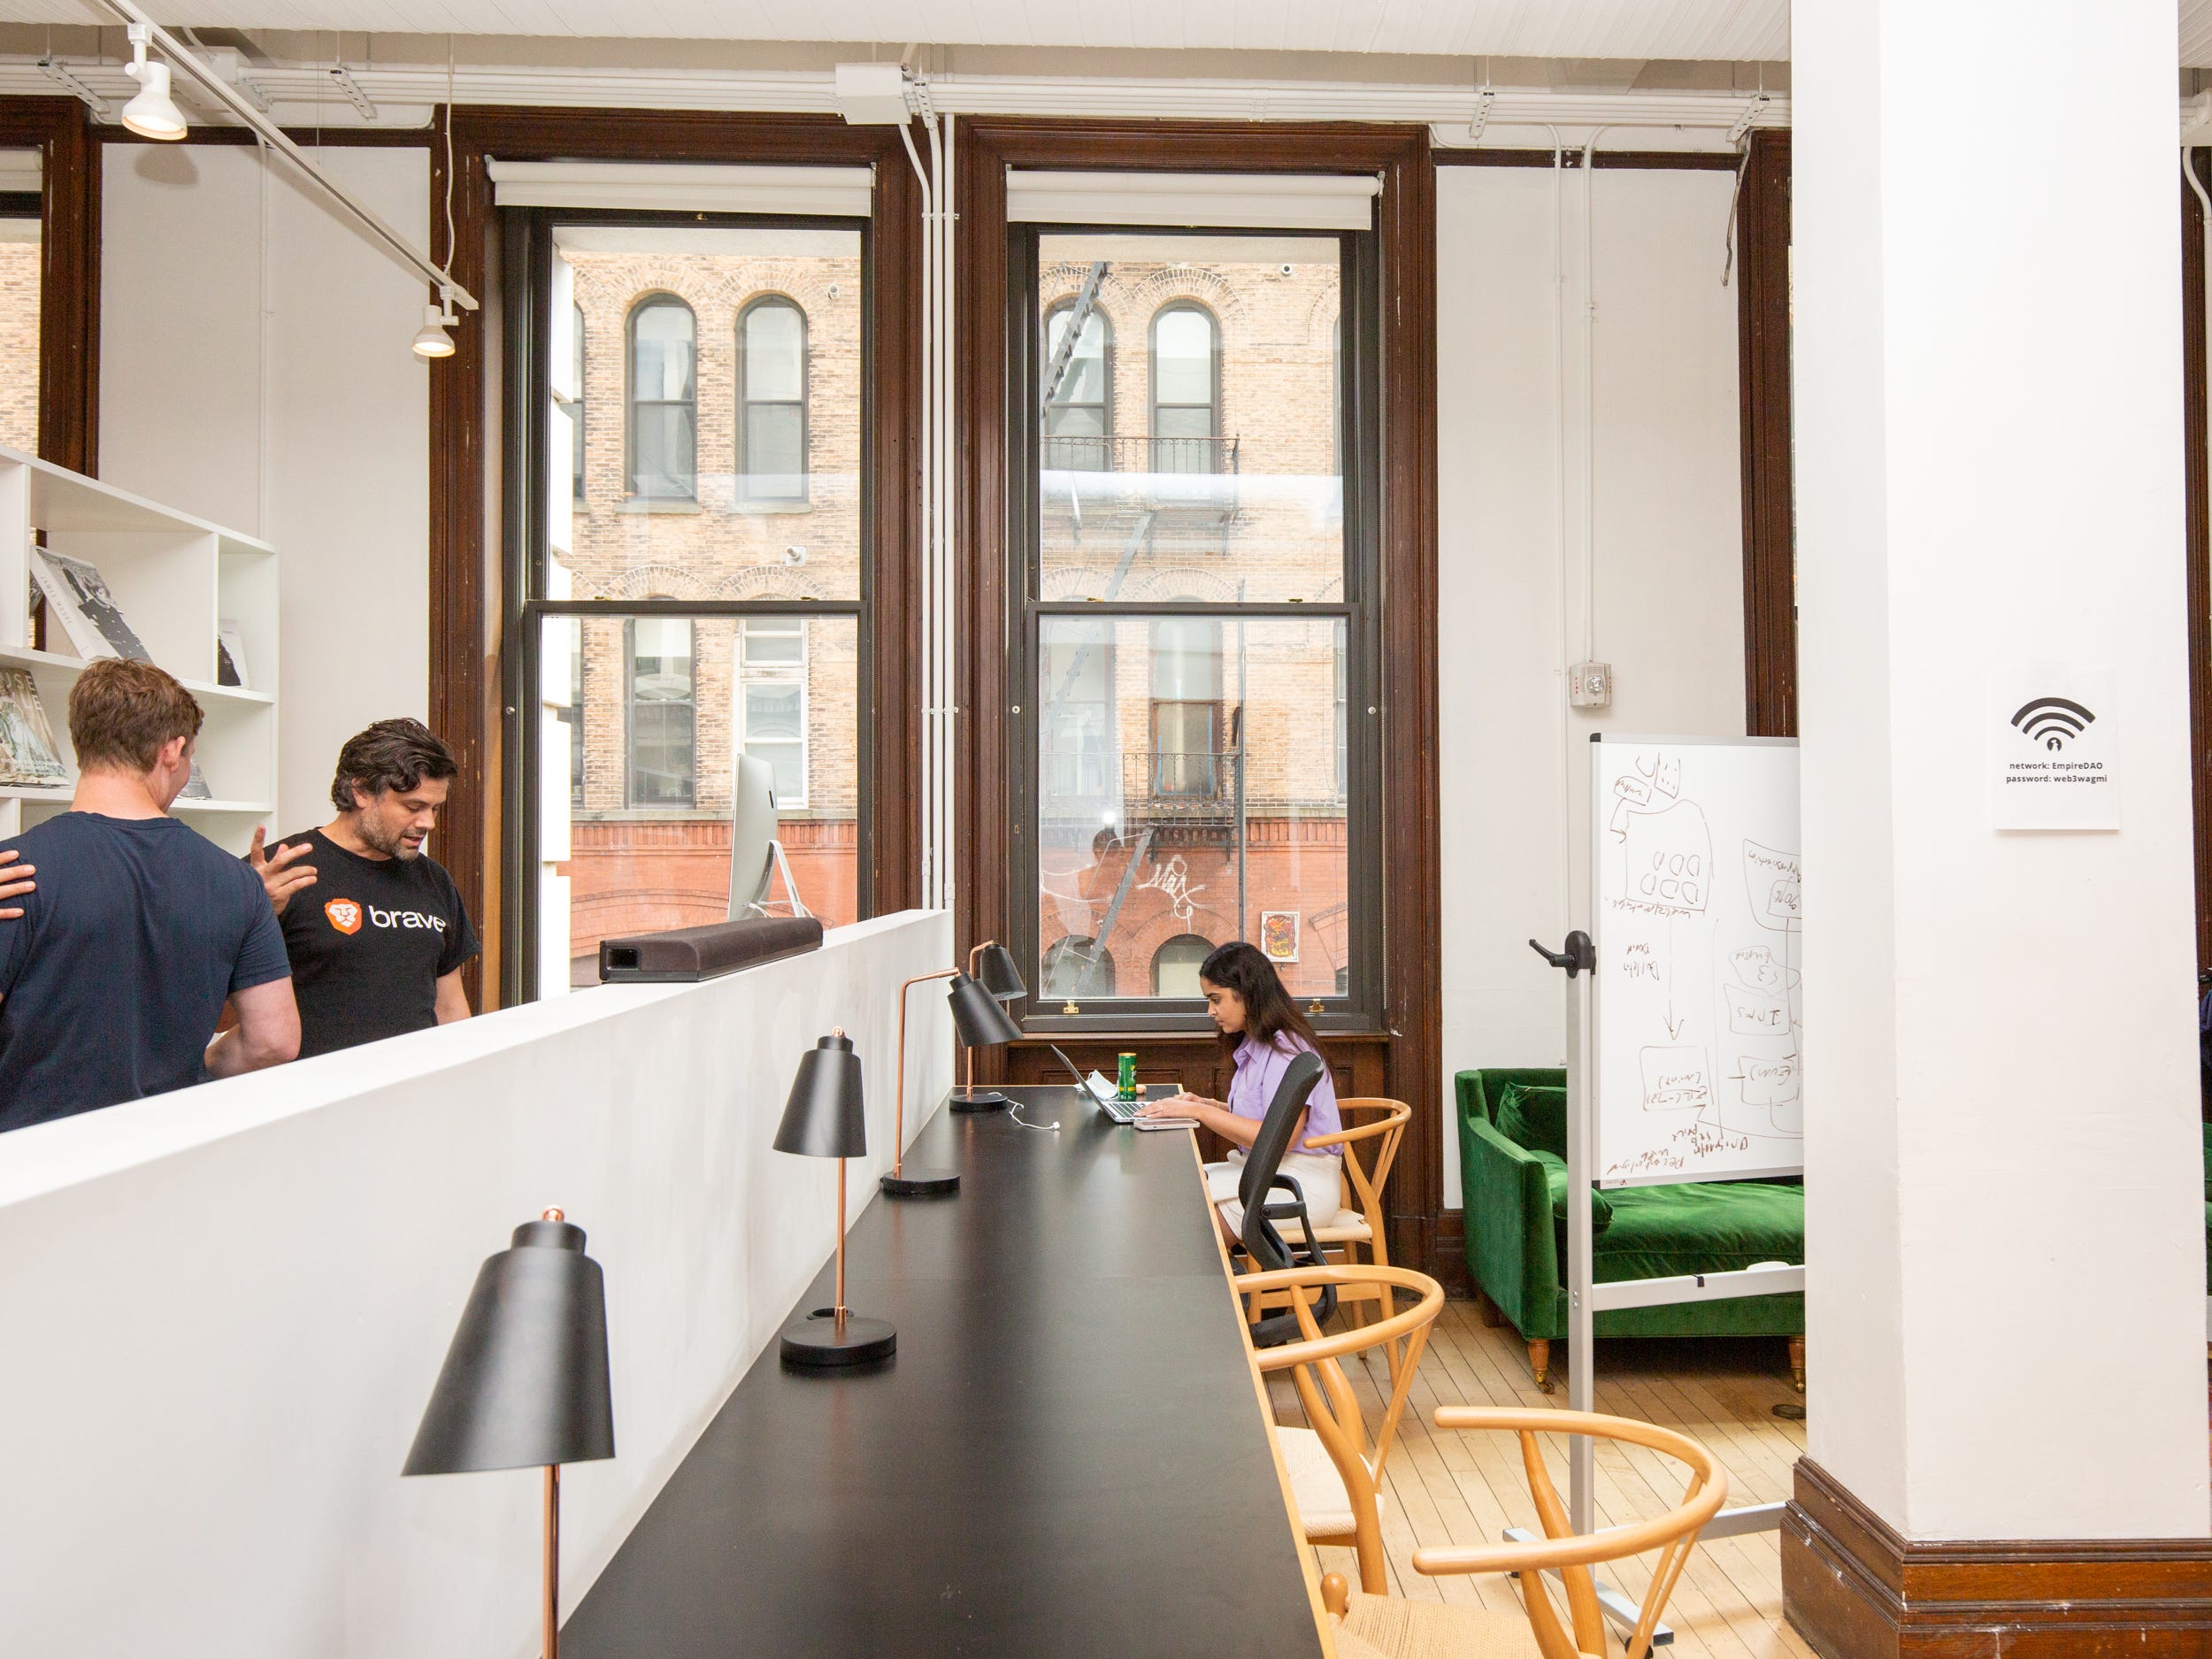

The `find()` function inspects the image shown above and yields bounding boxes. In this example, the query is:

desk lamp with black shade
[403,1209,616,1659]
[777,1029,898,1368]
[879,941,1027,1197]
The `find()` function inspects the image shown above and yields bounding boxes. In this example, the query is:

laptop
[1048,1045,1194,1126]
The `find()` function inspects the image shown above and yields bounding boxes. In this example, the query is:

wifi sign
[2010,695,2095,752]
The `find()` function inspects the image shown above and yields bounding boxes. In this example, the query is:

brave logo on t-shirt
[324,897,448,937]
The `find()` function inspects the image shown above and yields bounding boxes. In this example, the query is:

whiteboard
[1590,735,1803,1187]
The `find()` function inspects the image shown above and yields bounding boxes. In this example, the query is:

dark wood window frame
[0,97,101,475]
[735,291,810,503]
[959,119,1438,1275]
[429,108,923,1010]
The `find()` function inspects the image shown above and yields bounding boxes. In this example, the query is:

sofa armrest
[1459,1115,1563,1340]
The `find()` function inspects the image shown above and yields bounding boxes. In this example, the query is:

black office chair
[1233,1049,1338,1347]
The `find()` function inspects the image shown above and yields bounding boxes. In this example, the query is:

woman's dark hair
[1198,941,1317,1056]
[331,718,460,813]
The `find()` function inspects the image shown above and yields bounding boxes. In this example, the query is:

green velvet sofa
[1456,1068,1806,1392]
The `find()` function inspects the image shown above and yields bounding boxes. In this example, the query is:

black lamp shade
[947,972,1022,1048]
[403,1217,615,1477]
[974,942,1026,1004]
[774,1031,867,1159]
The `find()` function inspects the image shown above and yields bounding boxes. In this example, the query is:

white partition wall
[0,910,954,1659]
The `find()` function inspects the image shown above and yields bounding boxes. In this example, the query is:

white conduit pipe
[898,119,938,907]
[1547,127,1574,941]
[1580,127,1609,666]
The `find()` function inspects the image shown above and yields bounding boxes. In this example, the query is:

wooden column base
[1782,1457,2212,1659]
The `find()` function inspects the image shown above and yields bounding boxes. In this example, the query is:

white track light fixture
[411,287,458,360]
[120,24,186,142]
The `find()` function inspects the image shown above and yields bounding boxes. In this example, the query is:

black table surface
[565,1085,1326,1658]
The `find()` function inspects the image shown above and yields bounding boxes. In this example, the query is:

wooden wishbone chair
[1240,1263,1445,1595]
[1319,1408,1728,1659]
[1296,1098,1410,1337]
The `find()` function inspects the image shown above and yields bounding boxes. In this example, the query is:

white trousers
[1204,1148,1344,1225]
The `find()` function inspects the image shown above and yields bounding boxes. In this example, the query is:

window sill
[616,498,703,515]
[731,500,815,517]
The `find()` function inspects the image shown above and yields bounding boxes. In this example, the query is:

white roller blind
[1006,170,1379,231]
[487,160,873,219]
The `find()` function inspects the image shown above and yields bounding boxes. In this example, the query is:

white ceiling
[0,0,1797,58]
[7,0,2212,69]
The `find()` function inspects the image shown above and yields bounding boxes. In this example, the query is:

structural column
[1789,2,2212,1653]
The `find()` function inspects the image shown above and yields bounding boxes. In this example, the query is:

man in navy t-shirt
[0,659,297,1132]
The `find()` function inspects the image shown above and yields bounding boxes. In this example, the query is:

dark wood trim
[428,106,925,1005]
[2184,153,2211,974]
[1737,129,1795,738]
[955,119,1442,1279]
[0,97,101,475]
[1434,148,1743,171]
[102,126,434,147]
[1783,1457,2212,1659]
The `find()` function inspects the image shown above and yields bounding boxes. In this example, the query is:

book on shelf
[0,667,67,788]
[29,547,154,664]
[216,618,251,690]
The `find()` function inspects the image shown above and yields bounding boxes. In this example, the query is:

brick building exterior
[0,234,38,455]
[547,232,1353,1003]
[1033,244,1351,1002]
[550,236,864,965]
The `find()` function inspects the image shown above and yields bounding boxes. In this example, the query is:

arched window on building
[738,296,808,503]
[1149,303,1218,473]
[1150,933,1213,997]
[626,613,695,807]
[1043,936,1116,998]
[1042,299,1111,471]
[1148,613,1222,797]
[626,295,696,499]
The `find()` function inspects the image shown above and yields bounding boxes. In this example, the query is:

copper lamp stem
[892,968,958,1178]
[543,1463,559,1659]
[833,1156,848,1330]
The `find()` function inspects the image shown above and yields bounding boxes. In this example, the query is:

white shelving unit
[0,446,277,855]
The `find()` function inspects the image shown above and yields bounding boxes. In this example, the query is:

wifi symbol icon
[2011,695,2095,752]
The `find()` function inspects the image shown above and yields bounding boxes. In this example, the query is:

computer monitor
[728,753,779,919]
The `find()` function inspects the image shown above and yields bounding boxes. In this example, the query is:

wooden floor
[1268,1302,1819,1658]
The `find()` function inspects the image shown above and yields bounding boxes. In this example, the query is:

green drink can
[1118,1052,1138,1100]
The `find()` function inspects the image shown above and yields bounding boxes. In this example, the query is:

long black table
[565,1085,1326,1657]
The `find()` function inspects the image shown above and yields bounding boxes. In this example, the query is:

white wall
[100,142,432,835]
[0,910,954,1658]
[1436,163,1747,1204]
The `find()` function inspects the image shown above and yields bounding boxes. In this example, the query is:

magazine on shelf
[29,547,154,664]
[216,618,250,689]
[0,668,66,787]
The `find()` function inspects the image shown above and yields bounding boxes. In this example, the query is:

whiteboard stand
[1527,932,1800,1647]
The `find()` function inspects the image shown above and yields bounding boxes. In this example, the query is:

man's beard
[362,818,421,860]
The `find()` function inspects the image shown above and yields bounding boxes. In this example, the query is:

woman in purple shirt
[1139,941,1343,1230]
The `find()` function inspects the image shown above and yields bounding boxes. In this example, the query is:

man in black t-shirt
[247,718,480,1059]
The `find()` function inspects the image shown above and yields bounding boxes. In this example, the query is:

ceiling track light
[36,58,111,119]
[329,65,379,123]
[412,286,458,360]
[120,25,187,142]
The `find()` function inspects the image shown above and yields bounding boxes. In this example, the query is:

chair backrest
[1360,1407,1729,1659]
[1237,1048,1326,1213]
[1244,1264,1443,1572]
[1314,1098,1410,1231]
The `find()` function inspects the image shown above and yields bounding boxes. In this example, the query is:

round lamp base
[880,1165,961,1197]
[949,1089,1010,1113]
[780,1309,896,1369]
